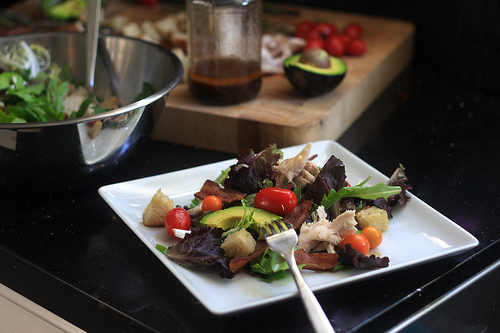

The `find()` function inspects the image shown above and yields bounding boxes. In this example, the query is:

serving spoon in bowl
[86,0,101,94]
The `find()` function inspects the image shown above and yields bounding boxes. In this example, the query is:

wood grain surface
[107,2,415,153]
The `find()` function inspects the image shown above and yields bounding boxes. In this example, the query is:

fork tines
[261,220,293,237]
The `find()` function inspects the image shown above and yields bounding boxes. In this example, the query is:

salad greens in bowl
[0,32,183,190]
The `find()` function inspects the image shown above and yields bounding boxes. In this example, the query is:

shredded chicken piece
[297,207,357,254]
[274,142,311,187]
[294,160,320,187]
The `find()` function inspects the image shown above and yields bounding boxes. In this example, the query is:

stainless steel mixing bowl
[0,32,183,190]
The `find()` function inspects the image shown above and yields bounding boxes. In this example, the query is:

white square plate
[99,140,478,315]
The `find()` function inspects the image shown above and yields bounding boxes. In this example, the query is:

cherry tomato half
[314,22,337,39]
[361,226,383,249]
[164,207,191,238]
[254,187,298,215]
[325,34,346,57]
[346,38,366,56]
[341,233,370,255]
[201,195,223,212]
[294,20,316,39]
[343,23,363,39]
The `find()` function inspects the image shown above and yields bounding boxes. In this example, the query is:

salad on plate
[143,142,412,282]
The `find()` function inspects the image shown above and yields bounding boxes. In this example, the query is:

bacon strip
[194,180,247,204]
[295,249,339,270]
[229,240,268,274]
[283,199,313,230]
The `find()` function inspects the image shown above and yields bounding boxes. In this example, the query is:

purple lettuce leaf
[223,144,282,194]
[368,164,413,218]
[335,244,390,269]
[166,227,235,278]
[302,155,347,205]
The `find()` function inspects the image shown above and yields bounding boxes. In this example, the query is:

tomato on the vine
[254,187,297,215]
[202,195,222,212]
[294,20,316,39]
[346,38,366,56]
[361,226,383,249]
[343,23,363,39]
[341,233,370,255]
[164,207,191,238]
[325,34,346,57]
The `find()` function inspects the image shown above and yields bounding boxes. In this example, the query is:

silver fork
[261,221,335,333]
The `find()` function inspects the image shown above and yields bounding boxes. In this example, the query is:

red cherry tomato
[164,207,191,238]
[325,34,346,57]
[339,34,353,46]
[341,233,370,255]
[294,21,316,39]
[254,187,298,216]
[343,23,363,39]
[314,22,337,39]
[346,38,366,56]
[304,38,325,50]
[201,195,222,212]
[304,29,324,41]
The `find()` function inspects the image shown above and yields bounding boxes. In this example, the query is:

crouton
[142,189,175,227]
[355,206,389,232]
[87,120,102,139]
[220,229,256,258]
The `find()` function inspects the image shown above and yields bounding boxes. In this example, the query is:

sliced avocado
[283,52,347,97]
[200,206,281,230]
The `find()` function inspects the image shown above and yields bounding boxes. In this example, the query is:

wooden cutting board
[112,3,415,153]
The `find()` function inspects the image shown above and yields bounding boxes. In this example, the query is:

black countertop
[2,18,500,333]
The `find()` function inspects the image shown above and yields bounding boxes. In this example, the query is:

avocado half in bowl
[283,51,347,97]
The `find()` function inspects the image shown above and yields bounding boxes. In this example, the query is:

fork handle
[285,255,336,333]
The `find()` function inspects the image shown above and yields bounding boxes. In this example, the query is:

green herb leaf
[61,62,74,83]
[189,197,201,209]
[0,72,25,90]
[0,109,19,123]
[75,97,93,118]
[321,177,402,209]
[221,199,259,238]
[155,243,168,254]
[46,78,68,115]
[214,167,230,184]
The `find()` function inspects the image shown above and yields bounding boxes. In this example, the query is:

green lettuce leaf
[321,176,402,210]
[249,248,289,282]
